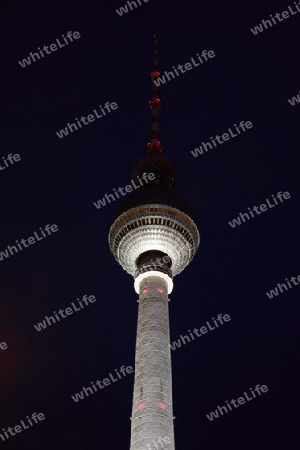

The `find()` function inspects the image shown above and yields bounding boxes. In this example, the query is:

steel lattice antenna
[148,33,162,154]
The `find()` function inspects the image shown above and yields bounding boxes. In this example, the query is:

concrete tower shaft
[130,275,174,450]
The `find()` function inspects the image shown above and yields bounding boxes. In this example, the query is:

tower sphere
[108,156,200,293]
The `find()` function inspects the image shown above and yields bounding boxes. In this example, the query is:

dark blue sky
[0,0,299,449]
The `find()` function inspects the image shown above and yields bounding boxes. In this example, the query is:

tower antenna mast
[148,33,162,154]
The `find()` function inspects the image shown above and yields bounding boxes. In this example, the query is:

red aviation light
[151,71,161,81]
[156,287,165,293]
[142,287,150,294]
[147,141,162,154]
[149,98,161,109]
[157,402,167,409]
[137,402,146,409]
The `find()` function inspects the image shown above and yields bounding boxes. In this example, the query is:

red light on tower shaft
[147,141,162,153]
[149,98,161,109]
[151,71,161,80]
[157,401,167,409]
[156,287,165,293]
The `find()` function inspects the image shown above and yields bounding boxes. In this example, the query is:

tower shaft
[130,275,175,450]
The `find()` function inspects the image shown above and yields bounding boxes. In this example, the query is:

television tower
[108,34,200,450]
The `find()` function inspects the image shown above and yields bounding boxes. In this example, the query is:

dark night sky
[0,0,299,449]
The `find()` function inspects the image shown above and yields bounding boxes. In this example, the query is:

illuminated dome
[108,201,200,279]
